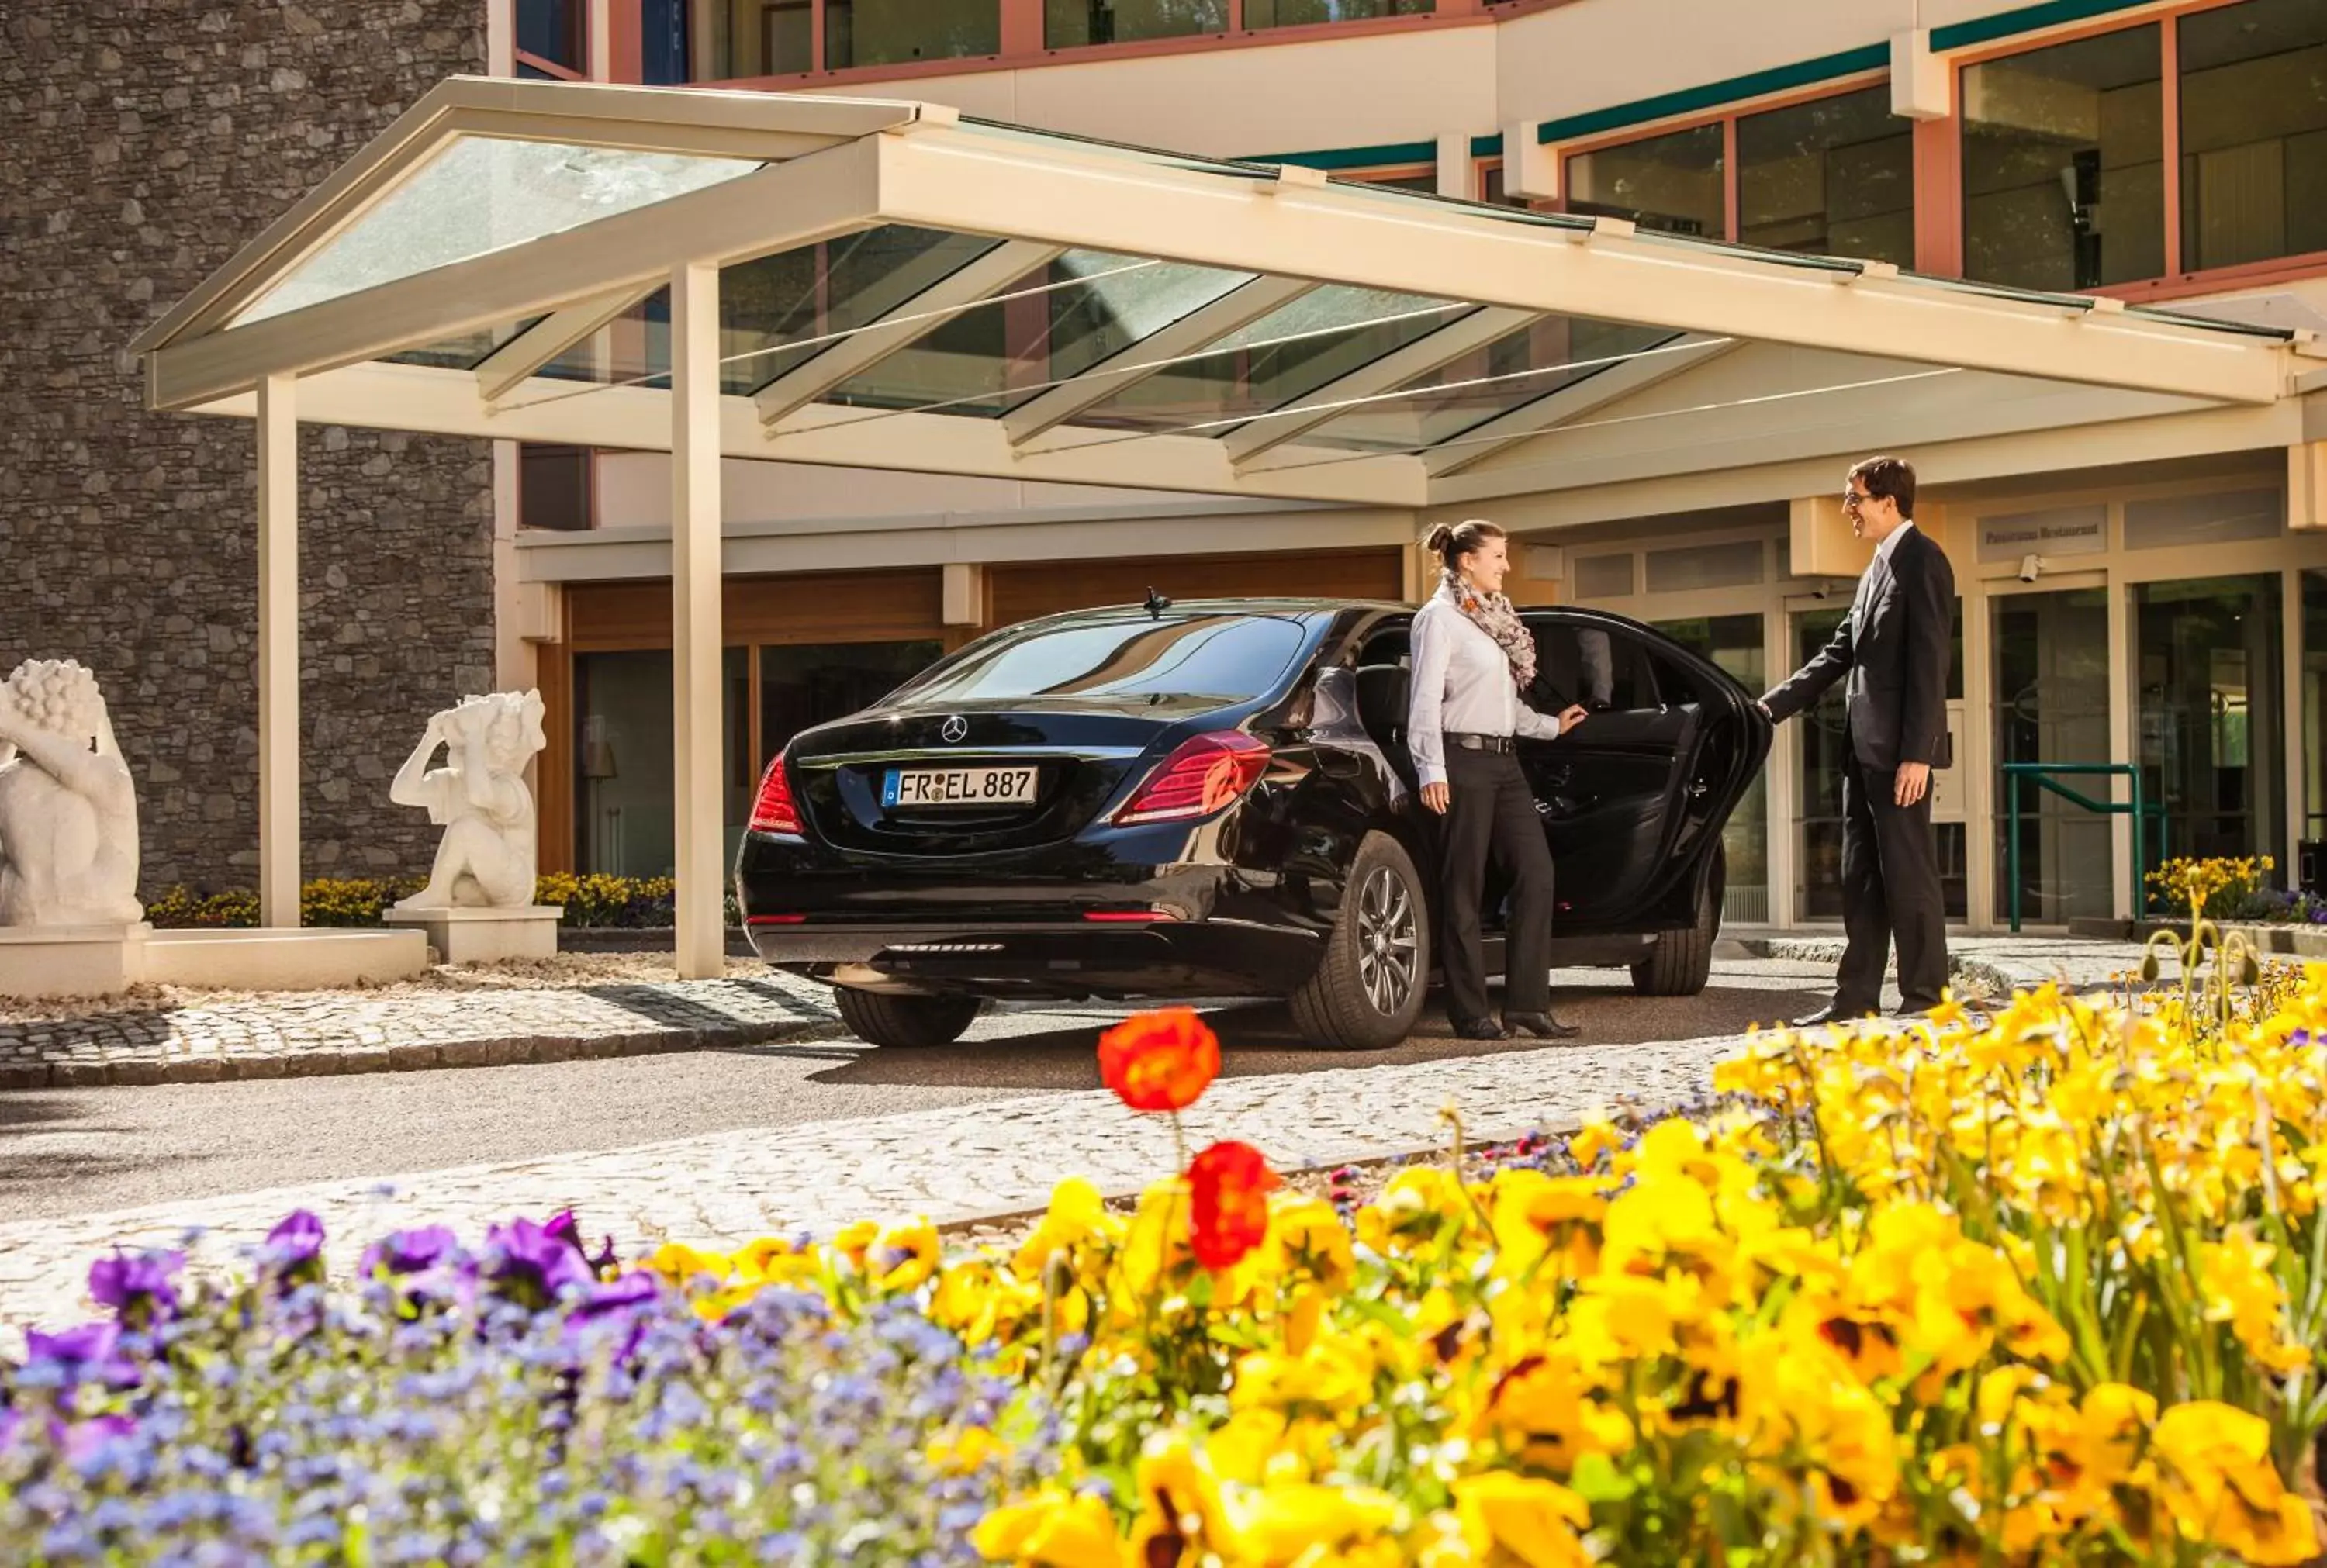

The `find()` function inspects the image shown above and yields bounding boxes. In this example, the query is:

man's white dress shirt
[1406,581,1565,789]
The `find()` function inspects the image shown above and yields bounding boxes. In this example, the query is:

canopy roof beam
[753,240,1066,425]
[1001,275,1319,444]
[475,285,659,404]
[1426,334,1737,478]
[1222,305,1540,465]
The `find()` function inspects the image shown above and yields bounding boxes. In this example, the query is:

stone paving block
[160,1058,225,1085]
[50,1062,109,1088]
[385,1043,441,1071]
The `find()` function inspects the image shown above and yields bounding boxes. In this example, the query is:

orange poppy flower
[1188,1140,1277,1269]
[1097,1007,1221,1114]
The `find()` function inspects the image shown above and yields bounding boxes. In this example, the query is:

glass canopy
[148,78,2297,513]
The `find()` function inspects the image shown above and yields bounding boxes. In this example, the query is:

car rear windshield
[889,613,1309,709]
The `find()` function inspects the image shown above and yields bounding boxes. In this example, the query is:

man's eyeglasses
[1841,489,1872,511]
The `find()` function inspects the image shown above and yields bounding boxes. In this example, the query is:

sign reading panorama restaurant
[1976,504,2107,563]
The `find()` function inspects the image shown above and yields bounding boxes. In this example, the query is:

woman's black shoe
[1506,1010,1580,1040]
[1450,1017,1510,1041]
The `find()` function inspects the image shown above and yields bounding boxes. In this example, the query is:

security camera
[2018,554,2043,584]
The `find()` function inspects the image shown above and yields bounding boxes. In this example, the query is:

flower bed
[143,875,724,931]
[6,974,2325,1564]
[2148,855,2327,927]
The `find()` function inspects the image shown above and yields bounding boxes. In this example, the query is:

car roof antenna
[1144,586,1173,620]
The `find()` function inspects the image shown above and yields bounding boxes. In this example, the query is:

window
[1962,26,2165,289]
[1528,623,1658,713]
[515,0,586,74]
[640,0,692,82]
[893,613,1310,709]
[826,0,1000,68]
[1737,85,1915,264]
[2178,0,2327,272]
[1565,123,1725,238]
[1245,0,1432,27]
[518,444,593,531]
[1046,0,1226,47]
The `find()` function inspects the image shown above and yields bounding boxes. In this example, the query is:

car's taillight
[1112,732,1271,826]
[748,755,801,835]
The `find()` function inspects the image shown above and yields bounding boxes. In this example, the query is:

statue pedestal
[385,905,564,965]
[0,923,150,999]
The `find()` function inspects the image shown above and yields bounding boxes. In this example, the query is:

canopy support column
[256,374,300,929]
[670,262,725,979]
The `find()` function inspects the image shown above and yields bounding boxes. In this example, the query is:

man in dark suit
[1760,456,1955,1024]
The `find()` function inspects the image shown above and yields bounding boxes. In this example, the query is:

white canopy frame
[133,77,2311,976]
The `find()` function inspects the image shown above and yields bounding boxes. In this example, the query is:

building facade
[489,0,2327,932]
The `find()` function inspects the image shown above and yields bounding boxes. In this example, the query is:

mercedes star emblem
[940,715,969,744]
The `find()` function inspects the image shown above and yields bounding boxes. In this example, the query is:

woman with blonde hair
[1407,520,1587,1041]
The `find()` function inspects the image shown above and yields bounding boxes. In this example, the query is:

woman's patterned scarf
[1444,568,1537,690]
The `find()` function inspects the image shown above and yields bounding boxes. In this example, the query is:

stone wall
[0,0,494,894]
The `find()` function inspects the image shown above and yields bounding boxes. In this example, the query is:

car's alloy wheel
[1354,865,1419,1017]
[1289,831,1430,1051]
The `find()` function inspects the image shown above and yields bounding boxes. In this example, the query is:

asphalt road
[0,962,1829,1224]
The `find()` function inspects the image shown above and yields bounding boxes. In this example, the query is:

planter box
[2128,921,2327,959]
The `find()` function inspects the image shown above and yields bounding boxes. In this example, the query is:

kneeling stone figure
[391,690,548,911]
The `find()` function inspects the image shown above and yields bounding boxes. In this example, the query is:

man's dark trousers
[1437,747,1554,1025]
[1834,734,1947,1016]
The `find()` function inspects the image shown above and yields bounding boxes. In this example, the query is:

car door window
[1529,622,1660,713]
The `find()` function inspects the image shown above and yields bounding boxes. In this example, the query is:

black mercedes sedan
[736,598,1769,1051]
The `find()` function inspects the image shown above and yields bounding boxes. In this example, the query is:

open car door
[1517,610,1762,933]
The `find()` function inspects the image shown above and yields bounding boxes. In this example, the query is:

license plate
[883,765,1039,810]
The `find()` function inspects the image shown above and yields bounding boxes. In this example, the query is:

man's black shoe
[1450,1017,1510,1041]
[1506,1010,1581,1040]
[1793,1004,1877,1028]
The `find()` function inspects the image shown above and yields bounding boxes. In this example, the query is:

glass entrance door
[1653,613,1768,923]
[1993,586,2113,924]
[2135,575,2284,869]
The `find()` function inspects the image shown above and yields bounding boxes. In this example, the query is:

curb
[1729,937,2024,1002]
[0,1018,850,1092]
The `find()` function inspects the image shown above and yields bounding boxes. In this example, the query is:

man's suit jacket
[1765,524,1956,772]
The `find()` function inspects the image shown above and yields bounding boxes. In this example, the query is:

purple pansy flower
[486,1217,594,1309]
[25,1322,143,1389]
[63,1414,139,1464]
[88,1249,183,1325]
[358,1225,458,1279]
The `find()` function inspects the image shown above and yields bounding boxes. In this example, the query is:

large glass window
[826,0,1000,67]
[576,649,747,879]
[1245,0,1431,27]
[1737,86,1915,264]
[1993,587,2114,924]
[762,642,943,764]
[1654,614,1770,924]
[516,0,586,74]
[518,445,593,532]
[640,0,693,82]
[1046,0,1226,47]
[1962,26,2165,289]
[2178,0,2327,272]
[2135,575,2284,870]
[2304,570,2327,845]
[1566,123,1726,239]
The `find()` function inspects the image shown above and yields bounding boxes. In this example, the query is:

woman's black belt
[1447,732,1516,755]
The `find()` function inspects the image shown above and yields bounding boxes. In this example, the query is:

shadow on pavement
[805,981,1823,1092]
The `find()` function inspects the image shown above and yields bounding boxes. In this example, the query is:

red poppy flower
[1097,1007,1220,1114]
[1188,1140,1276,1270]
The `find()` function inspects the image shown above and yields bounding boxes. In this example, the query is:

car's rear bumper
[743,917,1322,999]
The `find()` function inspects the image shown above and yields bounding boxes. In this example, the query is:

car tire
[1289,831,1430,1051]
[835,988,981,1049]
[1631,859,1719,997]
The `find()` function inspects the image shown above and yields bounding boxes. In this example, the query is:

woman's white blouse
[1406,586,1563,789]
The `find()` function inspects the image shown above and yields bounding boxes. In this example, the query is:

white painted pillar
[588,0,614,80]
[670,262,725,979]
[256,375,301,929]
[2283,567,2305,873]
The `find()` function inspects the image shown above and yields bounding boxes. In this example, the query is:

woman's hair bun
[1421,523,1455,554]
[1421,517,1505,567]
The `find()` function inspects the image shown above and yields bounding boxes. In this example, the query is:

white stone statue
[0,658,143,927]
[391,689,546,911]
